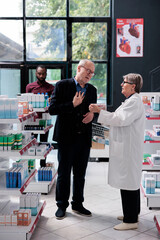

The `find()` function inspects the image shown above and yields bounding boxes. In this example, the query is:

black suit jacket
[48,78,97,146]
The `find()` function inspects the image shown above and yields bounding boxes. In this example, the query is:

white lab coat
[98,93,145,190]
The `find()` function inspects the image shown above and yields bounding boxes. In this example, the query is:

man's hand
[73,92,84,107]
[82,112,94,124]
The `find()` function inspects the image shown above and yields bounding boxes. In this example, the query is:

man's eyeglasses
[81,66,95,77]
[122,80,134,85]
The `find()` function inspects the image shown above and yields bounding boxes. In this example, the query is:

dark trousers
[120,188,140,223]
[56,135,90,210]
[34,132,49,167]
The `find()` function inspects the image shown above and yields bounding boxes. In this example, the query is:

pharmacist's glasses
[122,80,134,85]
[81,66,95,77]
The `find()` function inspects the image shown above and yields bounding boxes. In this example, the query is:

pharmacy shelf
[24,171,57,194]
[0,146,54,160]
[0,169,37,195]
[0,138,37,158]
[19,138,37,155]
[0,112,37,124]
[140,92,160,97]
[19,112,37,122]
[142,157,160,171]
[144,140,160,143]
[22,146,54,160]
[141,184,160,209]
[145,130,160,141]
[23,124,53,134]
[20,169,37,193]
[154,215,160,234]
[0,200,46,240]
[145,109,160,117]
[146,117,160,120]
[33,107,48,112]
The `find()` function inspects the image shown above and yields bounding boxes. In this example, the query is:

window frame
[0,0,111,104]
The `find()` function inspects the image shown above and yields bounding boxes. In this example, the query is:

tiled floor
[31,152,160,240]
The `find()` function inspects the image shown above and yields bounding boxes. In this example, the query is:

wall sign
[116,18,144,57]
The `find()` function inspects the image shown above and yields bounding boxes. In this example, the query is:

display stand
[142,157,160,171]
[141,184,160,209]
[0,113,47,240]
[140,93,160,213]
[0,201,46,240]
[24,172,57,194]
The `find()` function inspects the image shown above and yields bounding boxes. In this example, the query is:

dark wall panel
[109,0,160,111]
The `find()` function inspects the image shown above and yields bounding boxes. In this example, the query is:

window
[0,69,20,97]
[0,0,111,104]
[26,20,66,61]
[72,22,107,61]
[69,0,110,17]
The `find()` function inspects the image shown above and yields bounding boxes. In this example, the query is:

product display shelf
[19,112,37,122]
[142,157,160,171]
[22,124,53,134]
[145,130,160,141]
[0,112,37,124]
[141,92,160,212]
[146,116,160,120]
[141,184,160,209]
[22,145,54,160]
[24,171,57,194]
[0,138,37,159]
[0,113,46,239]
[154,215,160,234]
[33,107,48,112]
[0,200,46,240]
[146,110,160,117]
[1,145,54,160]
[0,169,37,196]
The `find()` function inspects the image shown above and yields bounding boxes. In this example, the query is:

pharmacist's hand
[89,104,101,113]
[82,112,94,124]
[73,91,84,107]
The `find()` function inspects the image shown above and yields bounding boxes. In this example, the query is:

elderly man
[49,59,97,219]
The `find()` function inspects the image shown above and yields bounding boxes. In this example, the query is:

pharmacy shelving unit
[24,171,57,194]
[140,92,160,233]
[142,157,160,171]
[23,145,57,194]
[23,124,53,135]
[1,112,56,195]
[0,113,47,240]
[22,109,56,194]
[0,200,46,240]
[141,184,160,209]
[24,107,57,194]
[33,107,48,112]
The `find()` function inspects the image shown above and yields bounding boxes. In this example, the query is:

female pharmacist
[89,73,145,231]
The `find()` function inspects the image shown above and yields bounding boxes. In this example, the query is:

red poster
[116,18,144,57]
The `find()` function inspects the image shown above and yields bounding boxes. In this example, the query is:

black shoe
[72,205,92,216]
[55,208,66,219]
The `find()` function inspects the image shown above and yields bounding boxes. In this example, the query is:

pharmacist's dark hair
[36,65,47,72]
[123,73,143,93]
